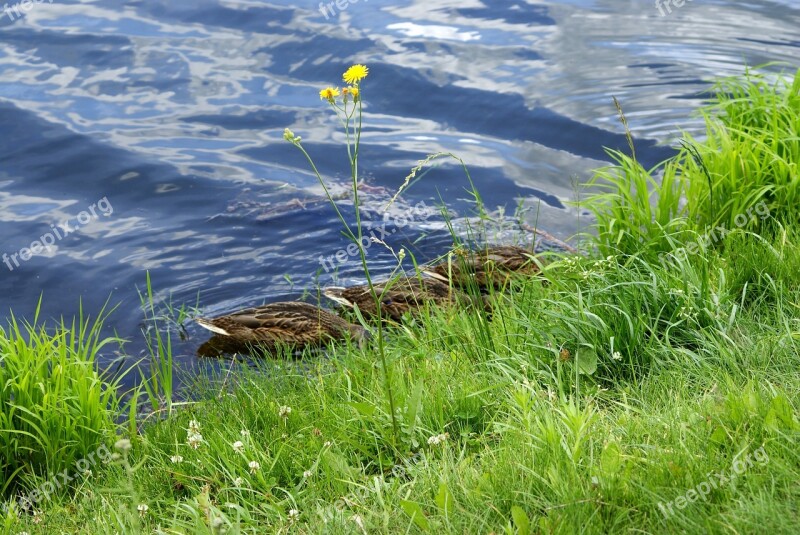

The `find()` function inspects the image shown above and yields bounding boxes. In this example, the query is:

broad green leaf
[510,505,530,534]
[575,348,598,375]
[709,425,728,448]
[400,500,431,532]
[406,379,425,436]
[600,441,622,476]
[348,401,376,416]
[765,394,798,431]
[435,482,455,516]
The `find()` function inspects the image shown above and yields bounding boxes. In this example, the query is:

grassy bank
[3,68,800,534]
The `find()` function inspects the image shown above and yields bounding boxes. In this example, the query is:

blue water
[1,0,798,383]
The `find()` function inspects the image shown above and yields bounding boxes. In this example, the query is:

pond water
[1,0,798,384]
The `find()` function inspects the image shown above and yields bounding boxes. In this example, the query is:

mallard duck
[323,276,466,322]
[195,301,367,356]
[423,245,540,291]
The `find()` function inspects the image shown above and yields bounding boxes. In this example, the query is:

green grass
[3,67,800,534]
[0,301,122,501]
[5,247,799,533]
[582,67,800,261]
[683,68,800,231]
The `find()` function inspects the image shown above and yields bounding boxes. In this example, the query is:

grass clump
[0,303,122,504]
[582,149,689,261]
[684,68,800,230]
[583,68,800,261]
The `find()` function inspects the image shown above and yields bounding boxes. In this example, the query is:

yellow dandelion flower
[319,87,340,101]
[343,64,368,84]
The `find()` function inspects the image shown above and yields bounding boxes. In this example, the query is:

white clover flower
[188,420,201,434]
[240,429,250,437]
[232,441,244,454]
[279,405,292,419]
[612,351,623,361]
[427,433,449,446]
[288,509,300,522]
[233,477,244,487]
[187,432,204,449]
[248,460,261,473]
[323,441,332,448]
[170,455,184,464]
[114,439,132,453]
[137,503,149,516]
[303,470,313,478]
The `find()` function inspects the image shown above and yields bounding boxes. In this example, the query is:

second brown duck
[323,276,467,322]
[423,244,540,291]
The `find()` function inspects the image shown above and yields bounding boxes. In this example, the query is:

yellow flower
[319,87,340,101]
[343,64,368,84]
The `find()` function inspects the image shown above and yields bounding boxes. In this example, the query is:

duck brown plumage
[323,276,467,322]
[195,301,367,356]
[423,245,540,290]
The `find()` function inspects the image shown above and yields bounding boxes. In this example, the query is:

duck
[323,276,467,322]
[423,244,540,291]
[195,301,367,356]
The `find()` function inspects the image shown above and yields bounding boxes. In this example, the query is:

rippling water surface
[1,0,798,383]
